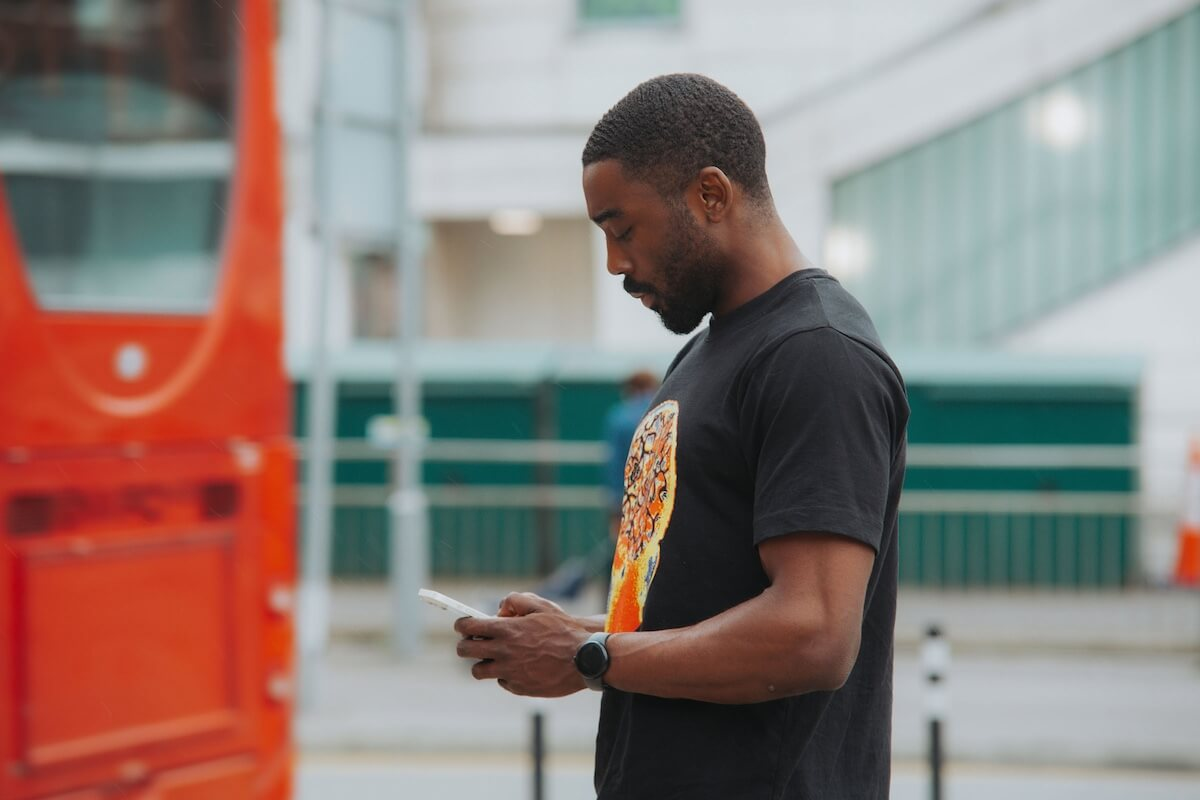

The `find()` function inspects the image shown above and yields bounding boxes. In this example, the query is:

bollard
[922,624,950,800]
[531,709,546,800]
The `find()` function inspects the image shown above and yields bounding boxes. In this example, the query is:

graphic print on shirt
[606,399,678,633]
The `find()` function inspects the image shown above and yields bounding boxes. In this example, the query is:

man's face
[583,160,727,335]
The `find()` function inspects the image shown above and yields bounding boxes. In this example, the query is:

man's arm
[454,531,874,703]
[603,532,873,702]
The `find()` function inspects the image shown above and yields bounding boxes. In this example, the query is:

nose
[605,240,632,277]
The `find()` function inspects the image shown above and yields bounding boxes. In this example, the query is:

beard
[637,202,727,335]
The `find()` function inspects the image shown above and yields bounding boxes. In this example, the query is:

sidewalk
[297,581,1200,770]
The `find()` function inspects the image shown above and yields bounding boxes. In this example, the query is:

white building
[277,0,1200,580]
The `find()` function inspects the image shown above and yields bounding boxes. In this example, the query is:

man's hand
[454,592,593,697]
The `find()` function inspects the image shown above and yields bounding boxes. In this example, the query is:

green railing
[300,439,1139,588]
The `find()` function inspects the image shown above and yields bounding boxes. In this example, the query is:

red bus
[0,2,294,797]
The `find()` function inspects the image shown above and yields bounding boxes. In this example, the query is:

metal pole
[922,624,950,800]
[299,0,339,708]
[389,0,429,656]
[531,710,546,800]
[535,379,558,576]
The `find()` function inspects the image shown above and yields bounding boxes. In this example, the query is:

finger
[498,592,562,617]
[456,636,498,660]
[454,615,500,638]
[472,659,502,681]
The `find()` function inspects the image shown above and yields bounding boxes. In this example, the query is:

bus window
[0,0,236,313]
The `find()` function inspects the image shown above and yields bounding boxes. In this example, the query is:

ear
[695,167,733,223]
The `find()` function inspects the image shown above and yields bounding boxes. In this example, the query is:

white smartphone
[418,588,494,619]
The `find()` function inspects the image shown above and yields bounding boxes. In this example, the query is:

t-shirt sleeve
[738,327,903,552]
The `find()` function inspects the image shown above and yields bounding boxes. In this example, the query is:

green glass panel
[579,0,680,21]
[831,5,1200,347]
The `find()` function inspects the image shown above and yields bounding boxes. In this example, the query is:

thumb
[498,592,563,617]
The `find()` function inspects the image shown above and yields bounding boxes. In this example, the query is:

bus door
[0,2,293,798]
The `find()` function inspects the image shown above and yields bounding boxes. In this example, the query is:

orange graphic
[606,400,679,633]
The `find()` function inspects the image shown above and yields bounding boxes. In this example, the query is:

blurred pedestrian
[454,73,908,800]
[600,369,660,603]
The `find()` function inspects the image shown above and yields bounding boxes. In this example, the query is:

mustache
[623,277,656,296]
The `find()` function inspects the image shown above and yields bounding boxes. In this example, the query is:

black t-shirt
[597,269,908,800]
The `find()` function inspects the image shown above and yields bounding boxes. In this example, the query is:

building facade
[277,0,1200,581]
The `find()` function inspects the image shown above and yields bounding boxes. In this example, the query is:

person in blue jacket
[601,370,660,600]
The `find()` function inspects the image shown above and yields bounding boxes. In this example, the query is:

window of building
[351,250,398,340]
[578,0,681,26]
[0,0,236,313]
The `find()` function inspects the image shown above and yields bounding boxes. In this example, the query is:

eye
[615,227,633,242]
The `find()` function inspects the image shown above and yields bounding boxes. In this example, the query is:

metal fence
[299,439,1140,588]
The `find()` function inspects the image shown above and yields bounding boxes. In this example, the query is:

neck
[712,217,811,317]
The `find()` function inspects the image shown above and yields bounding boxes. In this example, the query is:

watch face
[576,641,608,679]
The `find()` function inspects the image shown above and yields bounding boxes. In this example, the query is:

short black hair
[582,73,771,205]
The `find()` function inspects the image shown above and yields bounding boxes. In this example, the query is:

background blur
[3,0,1200,798]
[282,0,1199,588]
[280,1,1200,796]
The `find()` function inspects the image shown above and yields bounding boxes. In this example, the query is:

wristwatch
[574,632,612,691]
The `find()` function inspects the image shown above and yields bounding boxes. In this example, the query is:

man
[455,73,908,799]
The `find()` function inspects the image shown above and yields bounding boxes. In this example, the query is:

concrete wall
[425,219,595,341]
[420,0,999,133]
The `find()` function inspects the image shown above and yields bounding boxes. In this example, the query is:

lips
[628,290,656,308]
[624,277,658,309]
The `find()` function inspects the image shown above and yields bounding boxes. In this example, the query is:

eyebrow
[590,208,623,226]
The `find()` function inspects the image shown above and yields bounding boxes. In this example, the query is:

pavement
[296,580,1200,775]
[297,756,1200,800]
